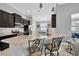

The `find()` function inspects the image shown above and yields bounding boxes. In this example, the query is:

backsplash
[0,28,24,34]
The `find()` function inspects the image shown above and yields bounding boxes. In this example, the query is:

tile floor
[0,44,73,56]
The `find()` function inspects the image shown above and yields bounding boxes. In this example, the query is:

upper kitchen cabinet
[12,13,21,23]
[23,19,28,25]
[0,10,14,27]
[0,10,2,27]
[28,21,30,25]
[1,10,9,27]
[8,14,15,27]
[22,18,30,25]
[21,18,24,25]
[0,9,30,27]
[51,14,56,28]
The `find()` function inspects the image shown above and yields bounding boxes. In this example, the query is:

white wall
[0,3,25,33]
[56,3,79,37]
[55,3,79,43]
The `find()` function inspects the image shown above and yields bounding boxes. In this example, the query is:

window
[71,13,79,33]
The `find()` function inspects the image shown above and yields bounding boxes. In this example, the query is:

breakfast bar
[0,33,17,51]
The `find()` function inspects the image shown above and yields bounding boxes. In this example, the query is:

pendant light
[40,3,43,9]
[52,6,54,12]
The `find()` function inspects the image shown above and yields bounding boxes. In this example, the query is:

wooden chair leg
[45,48,47,56]
[57,51,59,56]
[28,42,31,56]
[50,51,52,56]
[41,48,42,55]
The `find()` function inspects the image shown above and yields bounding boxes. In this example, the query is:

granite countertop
[0,32,26,37]
[2,33,64,45]
[0,33,17,37]
[2,35,32,45]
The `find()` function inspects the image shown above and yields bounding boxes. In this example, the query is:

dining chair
[27,39,42,56]
[66,40,73,54]
[71,42,79,56]
[44,37,63,56]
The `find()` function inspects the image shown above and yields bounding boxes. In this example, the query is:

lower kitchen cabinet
[0,42,9,51]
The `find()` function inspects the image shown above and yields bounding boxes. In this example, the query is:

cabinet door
[0,10,15,27]
[52,14,56,28]
[28,21,30,25]
[24,20,28,25]
[8,14,15,27]
[15,15,21,23]
[1,11,9,27]
[21,18,27,25]
[21,18,24,25]
[13,13,21,23]
[0,11,2,27]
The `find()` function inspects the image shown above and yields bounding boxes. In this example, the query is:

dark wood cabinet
[12,13,21,23]
[21,18,25,25]
[24,20,30,25]
[0,42,9,51]
[28,21,30,25]
[8,14,15,27]
[52,14,56,28]
[24,25,29,35]
[0,10,30,28]
[12,13,30,26]
[21,18,29,25]
[1,10,9,27]
[24,19,28,25]
[0,11,2,27]
[20,18,24,25]
[0,10,14,27]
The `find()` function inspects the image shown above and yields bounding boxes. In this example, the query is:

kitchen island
[2,35,32,45]
[0,33,17,51]
[1,35,32,56]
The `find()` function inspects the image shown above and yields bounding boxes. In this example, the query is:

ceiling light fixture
[40,3,43,9]
[52,3,56,14]
[52,6,54,12]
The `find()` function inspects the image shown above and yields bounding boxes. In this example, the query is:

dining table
[36,33,65,55]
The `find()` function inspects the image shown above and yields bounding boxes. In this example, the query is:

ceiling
[7,3,56,16]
